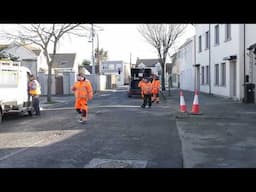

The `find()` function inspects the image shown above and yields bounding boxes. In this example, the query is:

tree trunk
[161,62,166,91]
[47,63,52,102]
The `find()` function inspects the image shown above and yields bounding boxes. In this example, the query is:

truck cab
[128,68,152,98]
[0,60,33,123]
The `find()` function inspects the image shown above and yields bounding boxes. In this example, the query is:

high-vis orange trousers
[75,98,88,117]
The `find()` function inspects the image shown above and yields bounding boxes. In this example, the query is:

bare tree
[1,24,89,102]
[138,24,187,91]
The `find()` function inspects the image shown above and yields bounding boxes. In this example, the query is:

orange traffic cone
[191,89,201,114]
[179,91,187,113]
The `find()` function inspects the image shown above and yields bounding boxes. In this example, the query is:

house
[175,37,195,91]
[170,53,180,88]
[101,60,131,86]
[245,24,256,103]
[0,41,47,77]
[50,53,78,73]
[194,24,256,102]
[38,53,78,95]
[135,58,161,76]
[51,53,78,95]
[83,65,100,74]
[136,58,172,89]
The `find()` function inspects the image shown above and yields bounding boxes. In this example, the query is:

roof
[102,60,123,65]
[178,36,194,50]
[248,43,256,50]
[23,44,41,56]
[170,52,177,58]
[84,65,100,74]
[136,58,160,67]
[49,53,76,68]
[0,42,41,56]
[0,44,9,51]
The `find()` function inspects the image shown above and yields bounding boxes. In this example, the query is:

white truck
[0,60,33,123]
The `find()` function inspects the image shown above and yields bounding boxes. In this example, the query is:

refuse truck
[0,60,33,123]
[128,68,152,98]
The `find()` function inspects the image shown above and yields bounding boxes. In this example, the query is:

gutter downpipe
[209,24,212,95]
[244,24,246,98]
[194,35,197,91]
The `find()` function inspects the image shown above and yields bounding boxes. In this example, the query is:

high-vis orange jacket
[72,80,93,100]
[138,80,144,88]
[141,82,152,95]
[152,79,160,94]
[138,80,145,97]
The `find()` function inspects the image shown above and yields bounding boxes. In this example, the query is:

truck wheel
[28,110,33,116]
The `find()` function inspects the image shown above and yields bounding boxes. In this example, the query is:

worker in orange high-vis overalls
[141,78,153,108]
[71,73,93,124]
[138,78,145,99]
[28,74,41,116]
[152,75,161,104]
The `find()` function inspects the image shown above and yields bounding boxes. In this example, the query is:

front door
[195,66,200,91]
[230,61,237,98]
[56,76,64,95]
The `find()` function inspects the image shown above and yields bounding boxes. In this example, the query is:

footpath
[163,89,256,168]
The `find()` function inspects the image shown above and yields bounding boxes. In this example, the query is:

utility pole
[97,33,100,75]
[91,24,95,75]
[89,24,104,92]
[130,52,132,68]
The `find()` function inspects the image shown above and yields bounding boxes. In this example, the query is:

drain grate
[84,158,147,168]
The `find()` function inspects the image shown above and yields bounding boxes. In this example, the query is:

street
[1,86,256,168]
[0,86,182,168]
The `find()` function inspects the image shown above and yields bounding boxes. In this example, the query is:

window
[221,63,226,86]
[205,31,209,49]
[201,66,204,84]
[0,69,18,88]
[225,24,231,41]
[199,35,202,52]
[215,25,219,45]
[109,64,115,70]
[206,65,209,85]
[215,64,219,86]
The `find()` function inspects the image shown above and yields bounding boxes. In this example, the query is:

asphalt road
[0,86,182,168]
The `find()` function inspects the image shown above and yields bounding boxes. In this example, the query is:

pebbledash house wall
[179,38,195,92]
[245,24,256,102]
[196,24,244,100]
